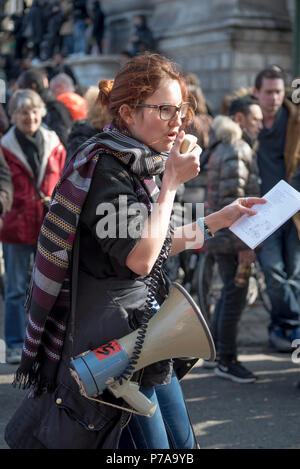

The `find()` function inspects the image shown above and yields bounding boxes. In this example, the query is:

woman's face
[126,79,184,153]
[13,106,42,136]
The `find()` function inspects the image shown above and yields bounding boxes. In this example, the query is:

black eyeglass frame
[135,102,190,120]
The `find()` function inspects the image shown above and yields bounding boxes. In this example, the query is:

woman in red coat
[0,89,66,364]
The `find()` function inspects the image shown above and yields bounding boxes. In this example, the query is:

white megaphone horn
[70,282,216,417]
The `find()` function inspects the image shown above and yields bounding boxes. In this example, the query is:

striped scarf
[14,127,167,394]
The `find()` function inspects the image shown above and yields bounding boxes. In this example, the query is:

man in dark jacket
[129,15,156,56]
[254,66,300,352]
[27,0,48,60]
[18,68,72,147]
[205,96,263,383]
[91,1,105,54]
[40,0,65,60]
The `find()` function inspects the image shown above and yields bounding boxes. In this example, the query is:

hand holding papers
[229,180,300,249]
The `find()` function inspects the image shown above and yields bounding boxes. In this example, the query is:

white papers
[229,180,300,249]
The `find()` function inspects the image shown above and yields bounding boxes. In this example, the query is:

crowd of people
[0,44,299,449]
[8,0,106,61]
[1,0,157,75]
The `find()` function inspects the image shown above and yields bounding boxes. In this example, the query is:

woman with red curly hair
[5,53,265,450]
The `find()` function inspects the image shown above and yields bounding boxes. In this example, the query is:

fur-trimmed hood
[210,115,243,145]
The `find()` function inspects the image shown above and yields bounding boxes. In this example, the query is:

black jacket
[40,88,72,147]
[66,119,99,165]
[0,147,13,226]
[73,0,89,21]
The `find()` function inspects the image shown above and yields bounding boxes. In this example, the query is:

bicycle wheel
[196,252,222,322]
[252,260,272,312]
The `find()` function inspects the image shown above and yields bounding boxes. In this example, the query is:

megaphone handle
[108,380,157,418]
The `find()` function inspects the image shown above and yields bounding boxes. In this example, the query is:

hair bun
[98,80,114,106]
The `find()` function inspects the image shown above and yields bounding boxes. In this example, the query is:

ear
[119,104,134,126]
[253,88,259,98]
[233,111,245,127]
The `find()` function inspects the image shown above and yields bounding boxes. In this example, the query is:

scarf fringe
[13,362,56,396]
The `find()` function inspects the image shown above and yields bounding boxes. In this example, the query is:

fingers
[236,197,267,215]
[238,205,259,216]
[241,197,267,207]
[172,130,185,154]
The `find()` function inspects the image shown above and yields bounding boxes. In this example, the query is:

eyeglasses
[135,102,189,121]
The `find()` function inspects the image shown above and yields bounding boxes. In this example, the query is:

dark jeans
[258,220,300,332]
[118,371,195,449]
[210,254,248,360]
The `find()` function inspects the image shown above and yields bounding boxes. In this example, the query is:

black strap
[24,171,46,202]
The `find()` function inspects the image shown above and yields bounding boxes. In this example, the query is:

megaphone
[70,282,215,417]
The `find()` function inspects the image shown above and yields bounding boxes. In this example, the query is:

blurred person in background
[91,0,105,54]
[129,15,156,56]
[0,89,66,364]
[18,68,73,147]
[182,72,213,219]
[254,66,300,352]
[65,85,110,164]
[164,74,213,283]
[40,0,64,61]
[204,96,263,382]
[72,0,91,55]
[52,52,78,86]
[27,0,48,61]
[49,72,88,122]
[59,0,74,57]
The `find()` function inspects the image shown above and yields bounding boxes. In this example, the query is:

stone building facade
[101,0,293,112]
[0,0,295,112]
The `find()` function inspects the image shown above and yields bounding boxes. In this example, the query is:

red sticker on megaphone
[93,339,122,360]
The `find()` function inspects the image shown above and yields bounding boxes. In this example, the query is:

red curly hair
[98,53,192,129]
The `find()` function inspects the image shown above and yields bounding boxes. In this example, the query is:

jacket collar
[1,125,60,187]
